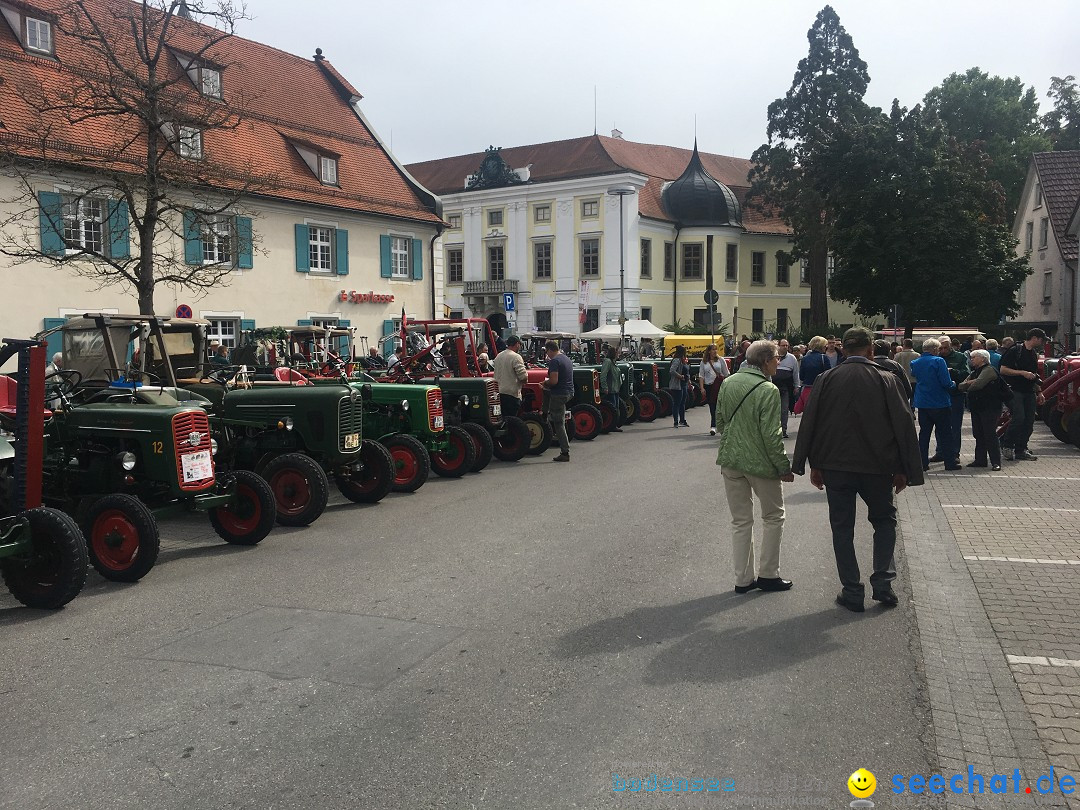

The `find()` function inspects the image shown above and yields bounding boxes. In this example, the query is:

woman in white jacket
[697,343,730,435]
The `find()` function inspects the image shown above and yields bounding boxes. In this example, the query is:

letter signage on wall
[340,290,396,304]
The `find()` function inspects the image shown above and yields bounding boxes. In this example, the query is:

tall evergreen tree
[1042,75,1080,151]
[923,68,1050,216]
[750,5,871,326]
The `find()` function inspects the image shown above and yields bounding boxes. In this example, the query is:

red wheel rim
[436,434,468,470]
[390,445,419,485]
[639,399,656,419]
[269,468,311,516]
[91,509,141,571]
[600,407,613,430]
[574,412,596,435]
[216,483,262,534]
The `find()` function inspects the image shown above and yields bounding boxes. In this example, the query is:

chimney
[611,128,623,140]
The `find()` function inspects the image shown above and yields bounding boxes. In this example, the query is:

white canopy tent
[579,319,672,339]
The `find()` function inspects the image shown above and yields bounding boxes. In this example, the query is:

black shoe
[966,461,987,468]
[782,432,789,439]
[611,427,623,432]
[756,577,793,592]
[991,464,1001,471]
[836,591,865,612]
[734,582,757,594]
[1016,451,1038,461]
[679,422,690,427]
[944,464,962,471]
[553,454,569,462]
[928,454,944,463]
[872,588,899,607]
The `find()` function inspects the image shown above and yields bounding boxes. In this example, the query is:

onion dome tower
[661,142,742,228]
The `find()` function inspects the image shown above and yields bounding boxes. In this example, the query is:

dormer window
[175,52,223,100]
[178,126,203,159]
[25,17,52,54]
[319,156,337,185]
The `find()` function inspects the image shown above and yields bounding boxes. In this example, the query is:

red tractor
[1038,355,1080,447]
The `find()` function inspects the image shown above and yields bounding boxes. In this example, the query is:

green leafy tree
[750,5,871,326]
[822,101,1030,334]
[922,68,1050,216]
[1042,75,1080,151]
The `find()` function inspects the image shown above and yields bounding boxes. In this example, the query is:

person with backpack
[958,349,1009,471]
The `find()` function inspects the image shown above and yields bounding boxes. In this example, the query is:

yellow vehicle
[658,335,725,358]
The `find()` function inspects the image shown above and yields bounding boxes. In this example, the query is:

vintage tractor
[0,338,88,609]
[151,317,395,515]
[1038,355,1080,447]
[24,317,277,584]
[627,361,664,422]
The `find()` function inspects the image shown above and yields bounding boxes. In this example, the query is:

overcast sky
[241,0,1078,166]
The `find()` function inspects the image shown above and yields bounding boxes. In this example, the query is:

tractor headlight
[461,395,470,406]
[118,451,137,471]
[285,417,294,431]
[401,399,410,411]
[210,438,218,456]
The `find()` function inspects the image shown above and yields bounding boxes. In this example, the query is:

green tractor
[27,316,277,584]
[0,338,88,608]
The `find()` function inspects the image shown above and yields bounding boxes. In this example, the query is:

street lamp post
[607,184,637,352]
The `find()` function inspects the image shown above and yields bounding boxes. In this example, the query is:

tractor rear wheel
[335,440,395,503]
[1,507,87,609]
[492,416,530,462]
[1048,408,1071,443]
[1039,395,1057,424]
[520,412,552,455]
[656,389,674,418]
[624,395,640,424]
[598,401,618,433]
[571,404,602,440]
[384,434,430,493]
[1066,410,1080,449]
[210,470,277,545]
[84,494,159,582]
[431,425,477,477]
[262,452,329,527]
[637,392,661,423]
[460,422,493,472]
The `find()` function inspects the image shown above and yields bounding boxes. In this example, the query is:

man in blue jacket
[910,338,960,471]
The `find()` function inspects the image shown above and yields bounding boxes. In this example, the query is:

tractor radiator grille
[426,388,444,433]
[338,396,363,453]
[173,410,215,492]
[486,378,499,421]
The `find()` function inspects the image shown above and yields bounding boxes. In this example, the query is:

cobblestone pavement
[920,417,1080,806]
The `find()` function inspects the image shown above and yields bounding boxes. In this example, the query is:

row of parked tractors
[1036,354,1080,449]
[0,316,709,610]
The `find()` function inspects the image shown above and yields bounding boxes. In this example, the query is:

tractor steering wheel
[44,368,83,399]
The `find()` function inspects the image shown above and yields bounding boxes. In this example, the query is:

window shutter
[183,211,202,265]
[335,228,349,275]
[382,319,395,357]
[43,317,65,358]
[411,238,423,280]
[38,191,64,257]
[379,234,392,278]
[337,321,351,355]
[236,216,253,269]
[294,224,310,272]
[338,319,351,327]
[296,319,313,327]
[240,319,256,332]
[106,199,130,259]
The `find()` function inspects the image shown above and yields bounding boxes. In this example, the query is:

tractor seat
[273,367,312,385]
[0,375,53,418]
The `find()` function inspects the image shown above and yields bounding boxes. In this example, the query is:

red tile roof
[1033,151,1080,264]
[0,0,440,224]
[406,134,791,235]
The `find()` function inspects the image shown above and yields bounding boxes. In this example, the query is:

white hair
[745,340,778,368]
[922,338,941,353]
[970,349,991,364]
[938,335,952,344]
[52,352,63,364]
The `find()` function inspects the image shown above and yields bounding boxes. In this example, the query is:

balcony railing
[463,279,519,296]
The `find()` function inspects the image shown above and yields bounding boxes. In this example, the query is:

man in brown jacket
[792,327,923,612]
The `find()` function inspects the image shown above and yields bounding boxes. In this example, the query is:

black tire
[656,389,674,418]
[210,470,277,545]
[83,494,160,582]
[261,452,329,527]
[687,386,701,408]
[460,422,493,472]
[1,507,88,609]
[1066,409,1080,449]
[335,439,395,503]
[431,425,477,477]
[1039,395,1058,424]
[570,403,602,440]
[491,416,530,462]
[624,395,640,424]
[520,411,553,455]
[383,434,431,493]
[1048,408,1071,443]
[637,391,661,423]
[597,400,618,433]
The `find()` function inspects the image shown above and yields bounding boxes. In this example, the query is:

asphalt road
[1,405,938,810]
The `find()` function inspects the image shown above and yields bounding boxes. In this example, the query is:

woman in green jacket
[715,340,795,594]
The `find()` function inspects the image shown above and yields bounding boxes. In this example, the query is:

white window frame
[447,246,464,284]
[206,318,240,349]
[1034,183,1043,208]
[580,237,600,277]
[1025,221,1033,252]
[682,243,704,281]
[25,17,52,54]
[1042,270,1053,303]
[581,200,599,219]
[1039,217,1049,249]
[309,225,335,273]
[534,240,552,280]
[310,316,340,330]
[319,155,338,185]
[391,235,411,278]
[487,243,505,281]
[534,204,551,223]
[61,194,107,256]
[201,214,233,265]
[179,126,203,160]
[199,66,222,99]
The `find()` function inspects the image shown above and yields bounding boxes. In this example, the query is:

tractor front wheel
[335,440,396,503]
[384,434,431,493]
[430,425,477,477]
[1048,408,1071,443]
[637,392,661,423]
[623,395,640,424]
[210,470,277,545]
[571,404,602,440]
[656,389,674,418]
[262,452,329,527]
[84,494,160,582]
[520,412,553,455]
[460,422,493,472]
[492,416,530,462]
[1066,410,1080,450]
[598,400,619,433]
[1,508,87,609]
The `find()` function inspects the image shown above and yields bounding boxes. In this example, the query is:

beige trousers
[722,468,785,586]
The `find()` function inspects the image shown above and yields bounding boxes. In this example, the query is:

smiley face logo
[847,768,876,798]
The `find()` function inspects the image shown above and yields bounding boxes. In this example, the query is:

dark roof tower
[661,141,742,228]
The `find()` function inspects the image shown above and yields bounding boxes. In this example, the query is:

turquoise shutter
[338,319,351,327]
[38,191,65,257]
[183,211,202,265]
[240,319,256,332]
[236,216,253,269]
[294,224,309,272]
[335,228,349,275]
[106,199,130,259]
[337,320,351,354]
[379,234,392,278]
[297,319,312,327]
[43,317,65,358]
[382,319,394,357]
[411,238,423,280]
